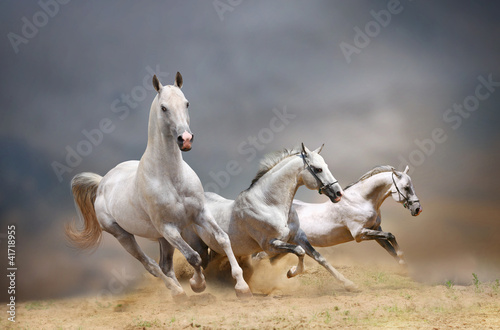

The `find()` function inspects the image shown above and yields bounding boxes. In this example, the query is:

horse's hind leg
[158,238,182,288]
[195,209,252,298]
[102,222,185,298]
[157,224,206,294]
[293,229,358,291]
[265,239,306,278]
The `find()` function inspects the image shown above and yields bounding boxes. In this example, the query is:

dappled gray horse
[294,165,422,265]
[66,73,251,299]
[183,144,357,291]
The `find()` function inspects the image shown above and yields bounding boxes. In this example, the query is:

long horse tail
[65,172,103,250]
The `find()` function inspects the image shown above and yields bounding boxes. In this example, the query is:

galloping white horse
[293,165,422,265]
[184,144,357,291]
[66,73,251,299]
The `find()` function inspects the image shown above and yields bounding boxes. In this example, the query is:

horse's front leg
[182,226,211,269]
[195,208,252,298]
[157,223,207,294]
[358,227,406,265]
[158,238,183,287]
[293,229,358,291]
[375,239,406,265]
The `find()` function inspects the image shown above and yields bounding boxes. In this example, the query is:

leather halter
[301,152,338,195]
[391,172,419,209]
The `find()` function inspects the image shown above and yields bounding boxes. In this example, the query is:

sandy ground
[5,255,500,329]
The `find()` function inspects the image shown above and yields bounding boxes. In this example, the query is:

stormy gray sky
[1,1,499,301]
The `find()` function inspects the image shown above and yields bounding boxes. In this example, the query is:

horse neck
[353,172,393,210]
[252,156,303,211]
[140,98,183,179]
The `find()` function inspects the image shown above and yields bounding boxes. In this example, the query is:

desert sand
[6,252,500,329]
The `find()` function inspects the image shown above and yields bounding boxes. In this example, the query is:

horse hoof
[344,282,360,292]
[172,292,188,303]
[236,287,253,299]
[286,266,297,278]
[190,279,207,293]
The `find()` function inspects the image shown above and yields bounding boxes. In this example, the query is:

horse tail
[65,172,103,250]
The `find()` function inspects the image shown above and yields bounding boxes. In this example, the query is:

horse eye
[161,106,167,112]
[186,102,189,108]
[314,167,322,173]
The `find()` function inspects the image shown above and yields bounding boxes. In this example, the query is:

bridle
[391,172,419,209]
[301,152,338,195]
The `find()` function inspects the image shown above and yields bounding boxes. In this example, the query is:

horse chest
[140,182,203,223]
[238,207,291,241]
[364,215,379,229]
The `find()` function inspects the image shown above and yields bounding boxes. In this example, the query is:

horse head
[300,143,343,203]
[152,72,193,151]
[391,166,422,216]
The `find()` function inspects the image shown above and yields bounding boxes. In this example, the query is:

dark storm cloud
[1,1,499,300]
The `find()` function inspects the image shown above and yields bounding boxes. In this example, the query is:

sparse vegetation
[491,279,499,293]
[134,317,161,328]
[25,301,53,310]
[472,273,482,292]
[14,264,500,328]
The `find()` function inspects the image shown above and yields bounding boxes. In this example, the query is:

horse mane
[344,165,395,190]
[248,147,301,189]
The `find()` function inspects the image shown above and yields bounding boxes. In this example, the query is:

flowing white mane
[248,147,301,188]
[344,165,395,190]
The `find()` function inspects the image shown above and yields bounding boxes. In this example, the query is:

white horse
[185,144,357,291]
[66,72,251,299]
[293,165,422,265]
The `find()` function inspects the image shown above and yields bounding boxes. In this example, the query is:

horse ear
[174,72,183,88]
[152,75,163,93]
[392,168,402,179]
[301,143,309,156]
[404,165,410,174]
[313,144,324,154]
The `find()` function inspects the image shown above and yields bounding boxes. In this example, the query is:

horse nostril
[415,207,420,214]
[177,136,184,143]
[336,191,343,197]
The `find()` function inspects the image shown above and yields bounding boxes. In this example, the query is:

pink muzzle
[179,131,193,151]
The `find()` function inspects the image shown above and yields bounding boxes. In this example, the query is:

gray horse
[294,165,422,265]
[66,73,251,299]
[181,144,357,291]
